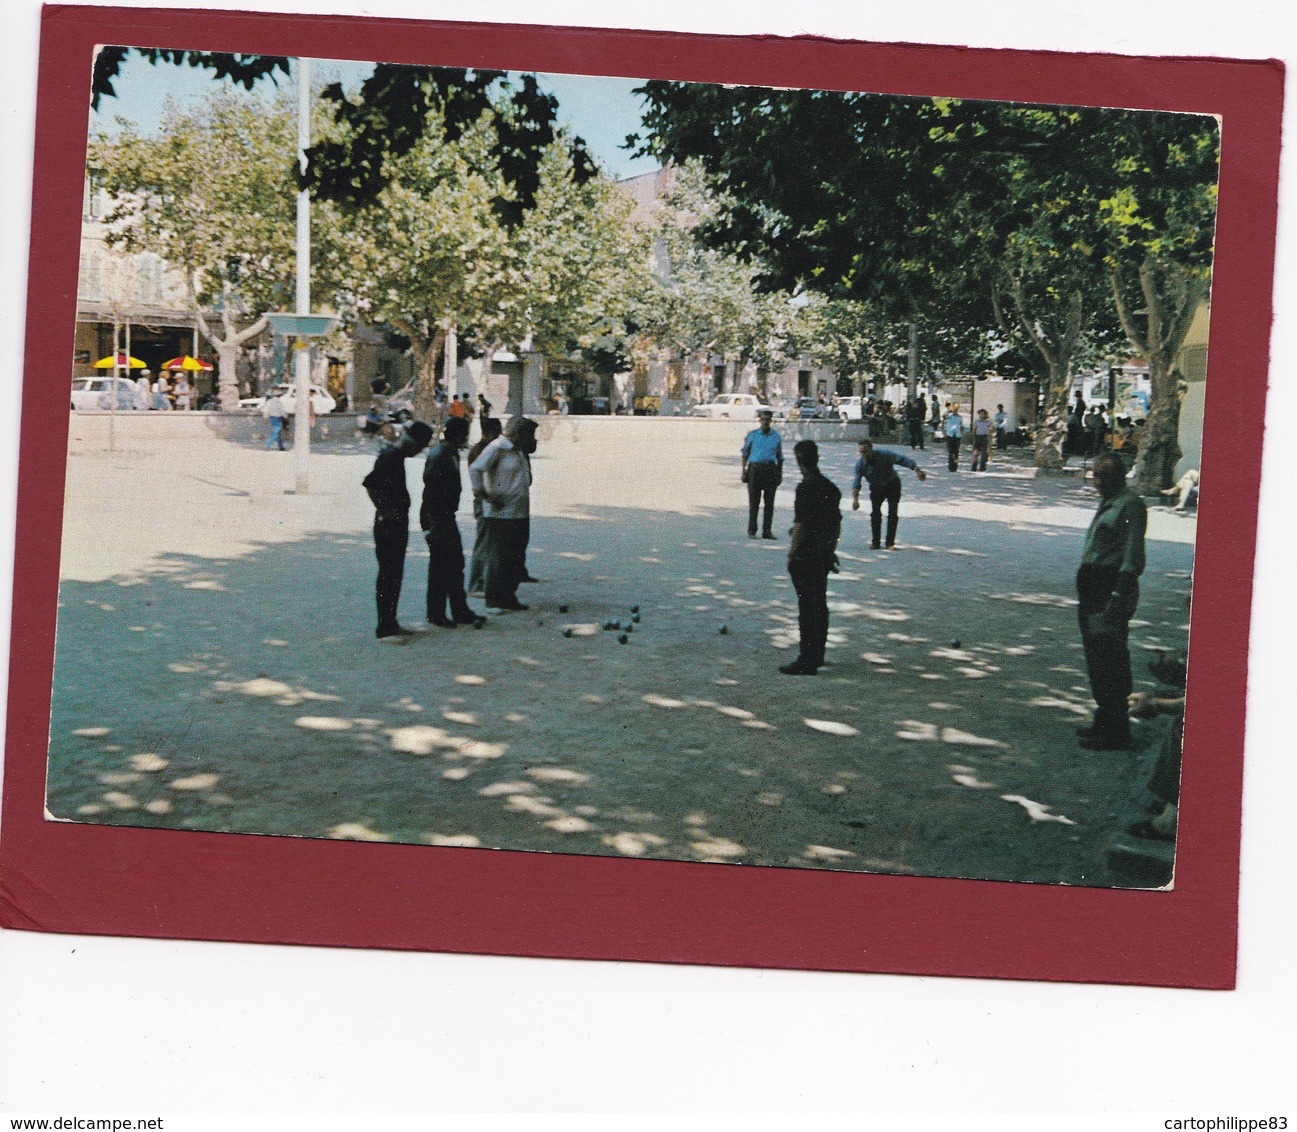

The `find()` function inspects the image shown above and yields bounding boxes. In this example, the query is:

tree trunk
[1134,356,1182,493]
[409,328,447,426]
[991,277,1082,472]
[1109,257,1206,493]
[1032,358,1069,472]
[906,318,919,403]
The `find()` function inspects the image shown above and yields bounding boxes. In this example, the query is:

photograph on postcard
[46,45,1214,892]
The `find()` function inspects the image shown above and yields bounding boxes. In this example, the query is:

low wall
[66,410,879,450]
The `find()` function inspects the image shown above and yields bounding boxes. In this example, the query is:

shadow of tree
[47,501,1194,887]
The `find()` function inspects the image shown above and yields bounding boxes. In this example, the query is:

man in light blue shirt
[740,408,784,539]
[942,403,964,472]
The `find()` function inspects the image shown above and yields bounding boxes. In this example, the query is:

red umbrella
[160,355,214,371]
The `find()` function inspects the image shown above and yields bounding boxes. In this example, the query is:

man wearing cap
[363,420,434,639]
[781,440,842,675]
[468,415,538,612]
[740,408,784,539]
[420,416,485,630]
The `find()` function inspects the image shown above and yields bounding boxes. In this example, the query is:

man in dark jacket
[362,421,433,639]
[781,440,842,676]
[420,417,485,629]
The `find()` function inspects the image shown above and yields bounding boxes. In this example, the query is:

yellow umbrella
[93,354,146,369]
[160,355,214,372]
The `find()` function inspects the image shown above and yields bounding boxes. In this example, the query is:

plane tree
[87,88,344,408]
[633,84,1217,481]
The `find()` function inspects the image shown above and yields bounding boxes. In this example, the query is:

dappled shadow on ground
[46,503,1193,888]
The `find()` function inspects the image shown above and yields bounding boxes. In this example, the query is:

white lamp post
[266,57,337,494]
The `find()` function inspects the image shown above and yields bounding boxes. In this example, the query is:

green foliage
[91,48,290,111]
[304,65,597,226]
[89,87,318,317]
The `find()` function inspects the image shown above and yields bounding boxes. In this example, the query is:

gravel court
[46,418,1195,885]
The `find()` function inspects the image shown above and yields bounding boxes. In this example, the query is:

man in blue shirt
[740,408,784,539]
[942,403,964,472]
[852,439,928,550]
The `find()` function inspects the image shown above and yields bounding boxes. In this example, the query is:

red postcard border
[1,5,1283,987]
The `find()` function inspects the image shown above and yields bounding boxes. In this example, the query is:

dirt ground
[45,417,1195,887]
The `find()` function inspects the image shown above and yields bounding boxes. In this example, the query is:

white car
[836,396,866,421]
[70,376,141,411]
[690,393,773,420]
[241,383,337,415]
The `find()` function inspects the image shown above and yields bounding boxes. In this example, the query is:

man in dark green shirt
[1076,451,1147,749]
[781,440,842,675]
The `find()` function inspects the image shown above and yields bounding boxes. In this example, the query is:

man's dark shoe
[452,610,485,627]
[779,660,818,675]
[428,616,458,629]
[489,599,529,612]
[376,624,412,639]
[870,542,882,550]
[748,531,758,539]
[520,574,541,583]
[761,531,776,539]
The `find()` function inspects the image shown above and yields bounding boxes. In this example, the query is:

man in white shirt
[468,416,538,611]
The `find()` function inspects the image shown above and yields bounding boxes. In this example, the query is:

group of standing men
[361,402,1152,756]
[363,413,539,640]
[738,411,1151,755]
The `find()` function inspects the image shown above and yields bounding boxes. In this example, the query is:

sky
[90,52,663,181]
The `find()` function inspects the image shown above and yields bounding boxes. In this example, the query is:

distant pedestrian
[134,375,151,411]
[420,416,485,629]
[994,404,1008,449]
[363,420,434,639]
[1075,451,1147,749]
[448,394,467,420]
[478,392,492,420]
[261,389,287,449]
[929,393,941,428]
[741,408,783,539]
[469,416,538,612]
[971,409,993,471]
[906,397,926,449]
[465,416,504,594]
[780,440,842,676]
[852,439,927,550]
[942,403,964,471]
[174,373,192,411]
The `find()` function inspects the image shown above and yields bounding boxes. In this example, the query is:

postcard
[0,5,1282,987]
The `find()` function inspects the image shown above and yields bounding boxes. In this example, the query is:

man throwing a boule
[852,438,927,550]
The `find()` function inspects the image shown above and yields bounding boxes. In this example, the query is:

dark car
[791,397,828,420]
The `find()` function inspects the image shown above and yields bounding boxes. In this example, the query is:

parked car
[240,383,337,415]
[789,397,830,421]
[691,393,773,420]
[70,376,139,411]
[836,395,866,421]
